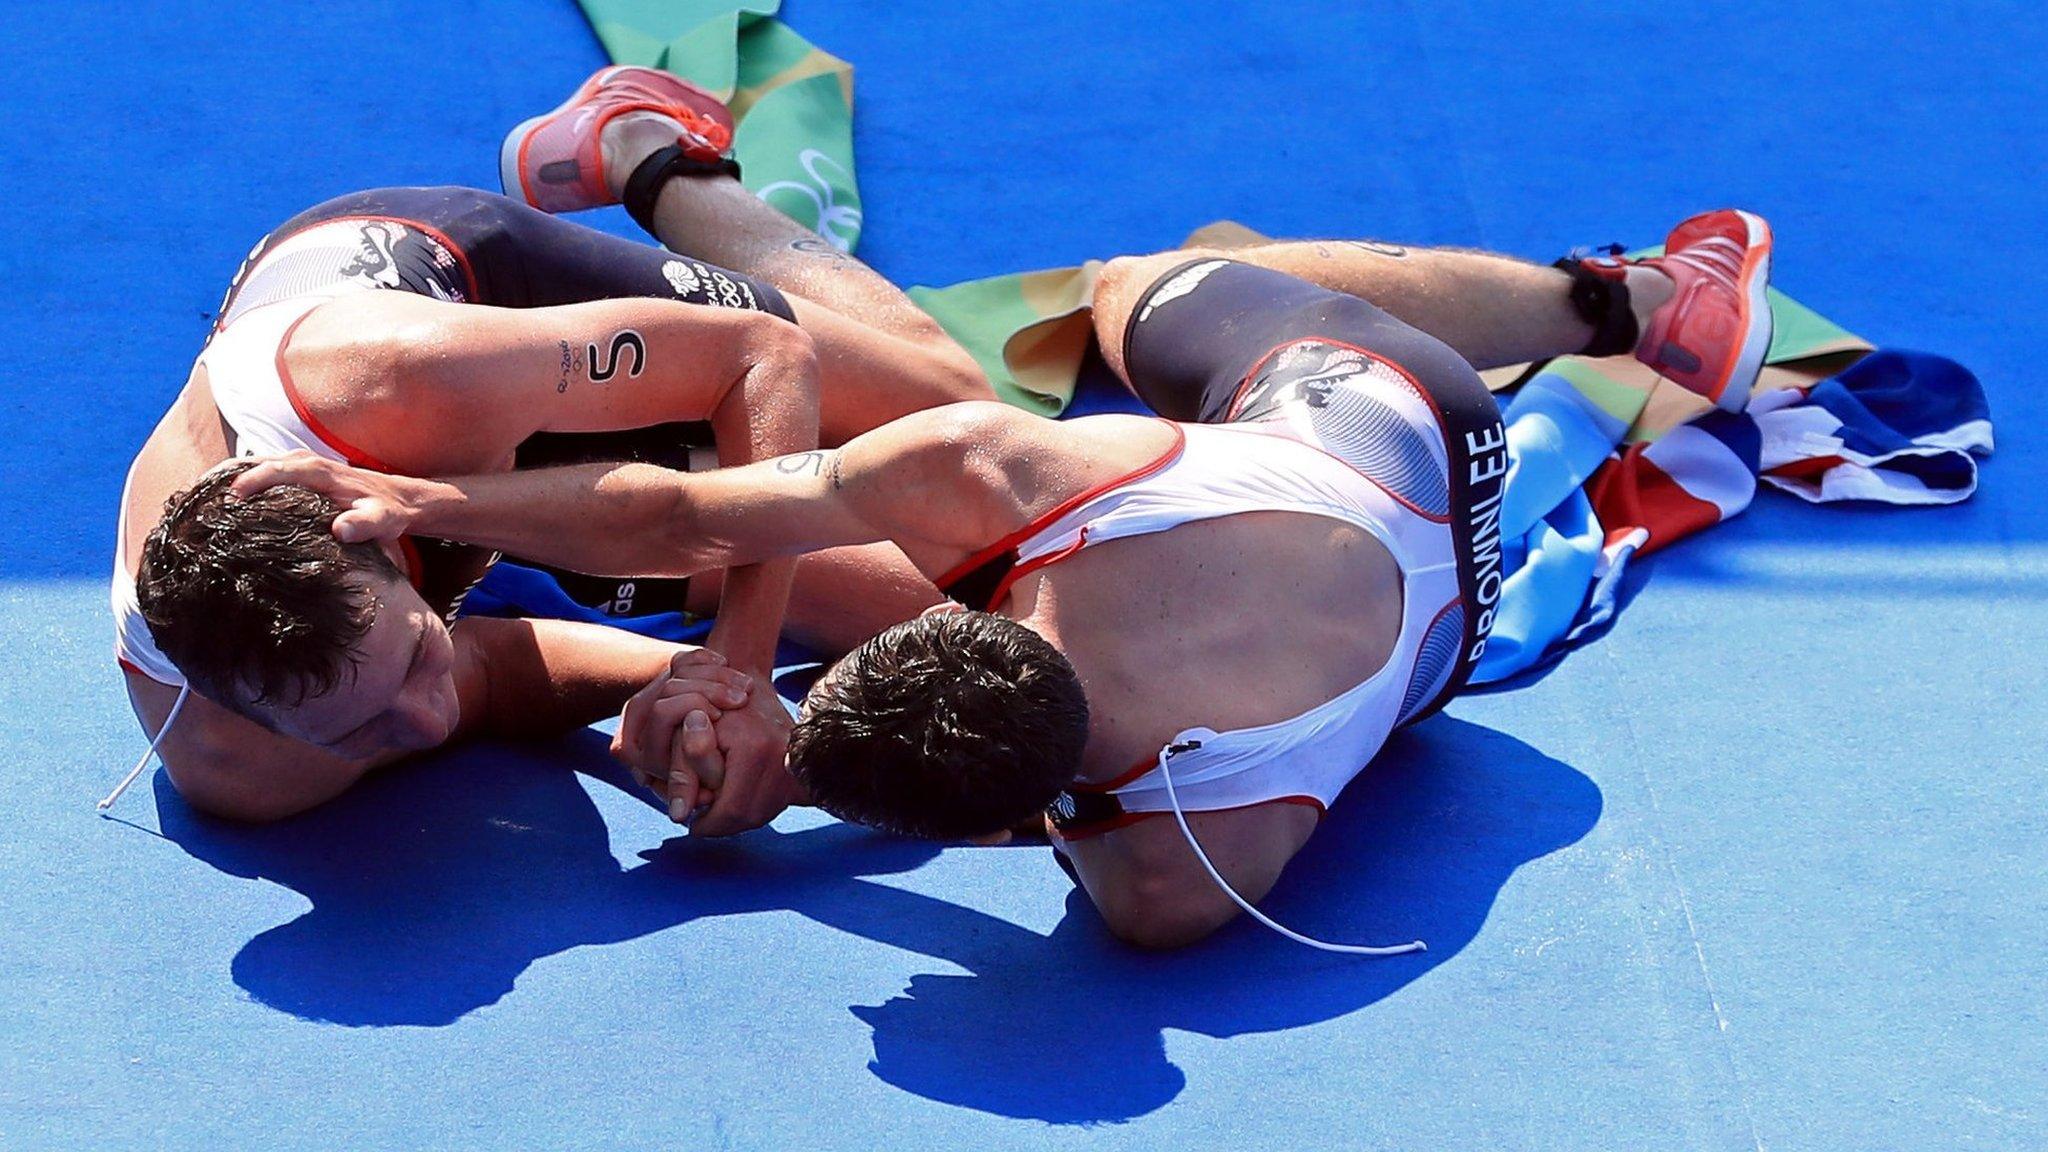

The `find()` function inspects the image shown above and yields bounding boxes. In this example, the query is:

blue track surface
[4,2,2043,1147]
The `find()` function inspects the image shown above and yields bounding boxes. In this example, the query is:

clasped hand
[611,648,805,835]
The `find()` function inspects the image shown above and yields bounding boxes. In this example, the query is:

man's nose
[394,692,453,748]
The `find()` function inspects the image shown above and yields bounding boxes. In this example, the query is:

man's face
[258,572,461,761]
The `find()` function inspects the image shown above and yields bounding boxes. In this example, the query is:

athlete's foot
[500,65,736,214]
[1568,210,1773,411]
[1633,211,1775,411]
[598,112,707,200]
[1634,210,1773,410]
[1620,264,1675,334]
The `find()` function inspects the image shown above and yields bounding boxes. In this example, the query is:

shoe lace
[1663,235,1746,282]
[673,108,734,159]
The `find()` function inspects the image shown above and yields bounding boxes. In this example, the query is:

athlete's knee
[1091,250,1235,360]
[1093,254,1145,298]
[1091,255,1160,327]
[1089,256,1154,370]
[1096,249,1233,305]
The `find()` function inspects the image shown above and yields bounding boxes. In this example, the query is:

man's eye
[329,725,379,755]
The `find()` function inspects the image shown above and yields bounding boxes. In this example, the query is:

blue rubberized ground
[4,2,2044,1147]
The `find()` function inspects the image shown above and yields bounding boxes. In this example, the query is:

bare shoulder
[982,409,1181,521]
[836,403,1177,553]
[273,293,415,432]
[281,291,452,411]
[121,364,232,573]
[870,402,1175,512]
[284,293,522,473]
[125,670,371,824]
[289,288,449,348]
[1060,801,1320,949]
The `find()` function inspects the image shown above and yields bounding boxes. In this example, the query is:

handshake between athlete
[124,65,1775,949]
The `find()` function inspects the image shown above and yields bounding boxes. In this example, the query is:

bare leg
[1090,242,1674,385]
[602,117,988,443]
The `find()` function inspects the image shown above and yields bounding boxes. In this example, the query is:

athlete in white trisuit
[116,67,988,828]
[236,143,1774,947]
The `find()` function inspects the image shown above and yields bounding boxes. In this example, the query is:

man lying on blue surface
[226,72,1772,945]
[117,67,990,825]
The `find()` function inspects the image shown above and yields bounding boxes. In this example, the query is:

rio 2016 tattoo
[587,329,647,383]
[1313,240,1409,260]
[775,451,828,476]
[789,236,852,261]
[556,340,574,393]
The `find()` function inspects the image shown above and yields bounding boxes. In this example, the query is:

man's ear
[919,599,968,619]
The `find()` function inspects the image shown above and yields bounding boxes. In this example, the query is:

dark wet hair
[135,461,402,714]
[789,611,1089,840]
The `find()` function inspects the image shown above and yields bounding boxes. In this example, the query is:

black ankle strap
[623,144,743,236]
[1553,251,1640,358]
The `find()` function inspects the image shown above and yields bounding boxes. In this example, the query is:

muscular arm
[127,616,684,823]
[239,403,1175,587]
[291,290,820,673]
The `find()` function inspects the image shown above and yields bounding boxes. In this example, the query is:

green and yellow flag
[576,0,1870,439]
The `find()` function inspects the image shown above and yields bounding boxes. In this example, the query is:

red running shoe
[499,65,735,214]
[1634,210,1774,411]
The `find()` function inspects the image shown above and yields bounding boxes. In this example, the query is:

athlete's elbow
[718,320,820,452]
[755,314,816,364]
[746,318,819,401]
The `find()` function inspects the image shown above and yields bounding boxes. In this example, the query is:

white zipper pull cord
[1158,740,1425,957]
[98,684,190,814]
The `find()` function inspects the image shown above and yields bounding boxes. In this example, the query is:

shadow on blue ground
[155,715,1597,1125]
[153,734,943,1027]
[847,717,1600,1124]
